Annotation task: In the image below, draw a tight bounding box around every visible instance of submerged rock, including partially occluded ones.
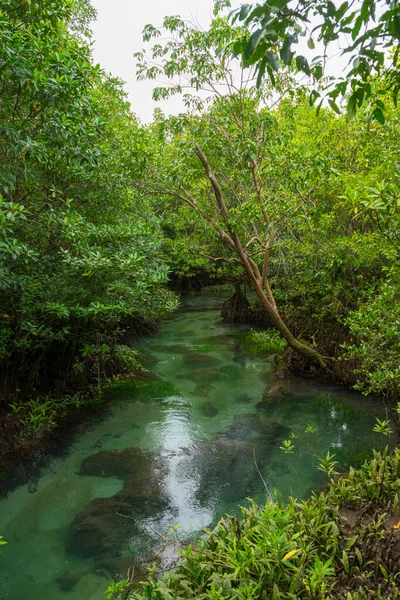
[177,439,273,506]
[67,448,168,559]
[183,351,221,370]
[201,401,219,418]
[171,415,290,505]
[265,384,285,397]
[185,368,220,384]
[256,381,293,411]
[218,364,242,380]
[216,412,289,446]
[235,393,250,404]
[149,343,189,353]
[275,357,290,379]
[56,569,89,592]
[129,370,162,383]
[192,382,215,397]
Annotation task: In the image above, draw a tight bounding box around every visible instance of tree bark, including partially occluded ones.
[195,145,330,370]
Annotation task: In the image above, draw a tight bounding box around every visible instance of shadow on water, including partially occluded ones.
[0,295,394,600]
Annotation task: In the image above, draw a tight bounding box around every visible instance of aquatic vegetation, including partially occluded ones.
[241,329,287,356]
[118,448,400,600]
[107,380,179,403]
[201,401,219,418]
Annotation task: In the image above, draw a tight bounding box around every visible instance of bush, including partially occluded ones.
[343,283,400,397]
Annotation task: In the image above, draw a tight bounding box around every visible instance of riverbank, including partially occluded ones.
[0,294,390,600]
[114,446,400,600]
[218,284,399,404]
[0,314,162,478]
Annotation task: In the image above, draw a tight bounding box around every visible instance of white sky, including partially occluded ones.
[90,0,347,123]
[91,0,242,122]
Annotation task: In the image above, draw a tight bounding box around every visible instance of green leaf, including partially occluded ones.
[329,99,341,114]
[250,29,265,51]
[280,42,294,66]
[372,107,385,124]
[238,4,252,22]
[266,50,280,71]
[313,64,323,80]
[295,55,310,75]
[352,15,363,40]
[256,56,268,88]
[267,64,276,86]
[316,99,323,116]
[347,93,357,119]
[273,582,281,599]
[309,89,320,106]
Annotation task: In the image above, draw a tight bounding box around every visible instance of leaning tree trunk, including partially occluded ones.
[238,253,329,369]
[193,145,330,371]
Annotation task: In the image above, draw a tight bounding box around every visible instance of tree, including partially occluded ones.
[0,0,175,401]
[136,17,332,367]
[226,0,400,122]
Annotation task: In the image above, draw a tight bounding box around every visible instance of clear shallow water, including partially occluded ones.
[0,295,391,600]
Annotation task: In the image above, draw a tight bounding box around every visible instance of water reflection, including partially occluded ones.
[0,295,392,600]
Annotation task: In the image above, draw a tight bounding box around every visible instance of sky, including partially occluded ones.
[90,0,347,123]
[90,0,242,122]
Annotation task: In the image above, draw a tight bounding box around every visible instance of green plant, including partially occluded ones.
[280,439,295,455]
[305,423,317,434]
[373,418,393,437]
[105,579,130,600]
[114,345,144,373]
[244,329,287,355]
[228,0,400,121]
[305,555,335,598]
[317,452,339,478]
[118,449,400,600]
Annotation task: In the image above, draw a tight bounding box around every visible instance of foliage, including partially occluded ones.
[342,283,400,396]
[114,346,144,374]
[112,448,400,600]
[226,0,400,121]
[200,284,235,295]
[105,579,131,600]
[8,392,94,437]
[135,9,399,393]
[242,329,287,354]
[0,0,176,402]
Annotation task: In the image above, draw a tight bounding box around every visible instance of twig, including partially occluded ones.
[253,447,273,501]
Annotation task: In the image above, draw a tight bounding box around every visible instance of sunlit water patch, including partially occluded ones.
[0,295,392,600]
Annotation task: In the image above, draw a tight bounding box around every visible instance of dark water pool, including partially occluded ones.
[0,295,391,599]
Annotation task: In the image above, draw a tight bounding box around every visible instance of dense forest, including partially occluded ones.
[1,0,398,415]
[0,0,400,598]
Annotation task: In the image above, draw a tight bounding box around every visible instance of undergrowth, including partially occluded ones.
[242,329,287,355]
[108,447,400,600]
[8,392,97,438]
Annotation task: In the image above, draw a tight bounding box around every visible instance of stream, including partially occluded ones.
[0,295,391,600]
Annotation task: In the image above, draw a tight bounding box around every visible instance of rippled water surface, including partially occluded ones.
[0,295,391,599]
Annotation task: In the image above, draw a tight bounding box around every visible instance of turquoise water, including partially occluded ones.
[0,295,392,599]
